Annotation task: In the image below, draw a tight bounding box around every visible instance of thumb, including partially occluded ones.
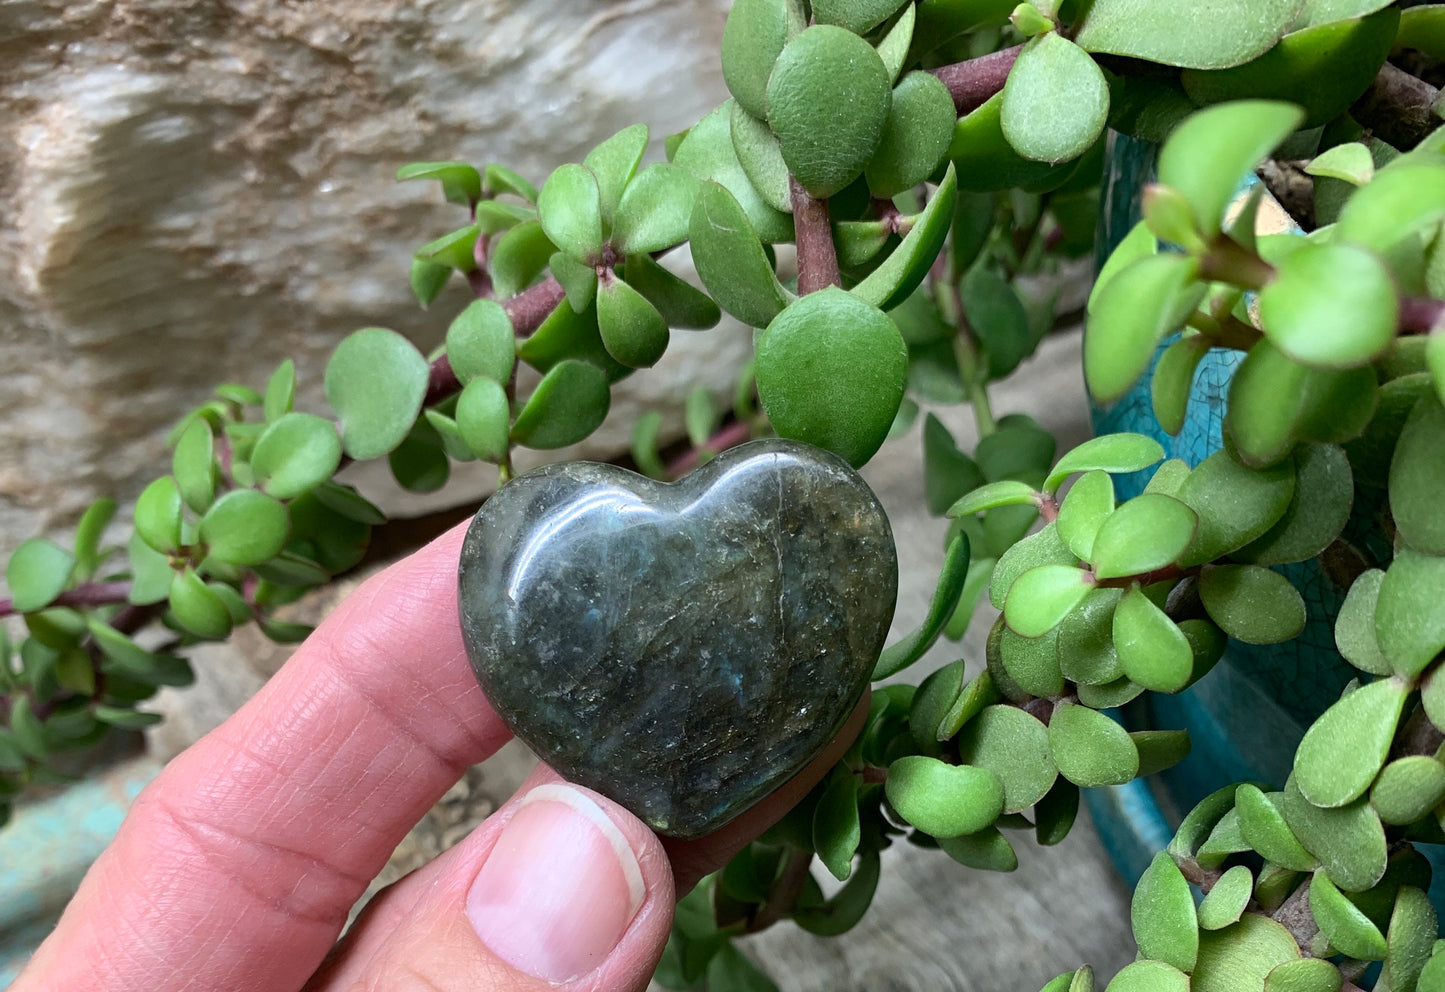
[307,770,675,991]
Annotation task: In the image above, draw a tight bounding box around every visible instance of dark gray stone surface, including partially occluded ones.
[459,438,898,838]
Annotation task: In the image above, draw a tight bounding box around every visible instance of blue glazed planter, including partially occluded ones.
[1081,134,1440,912]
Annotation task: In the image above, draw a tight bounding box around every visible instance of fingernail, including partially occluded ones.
[467,783,646,983]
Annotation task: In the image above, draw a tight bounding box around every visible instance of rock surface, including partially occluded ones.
[459,439,898,837]
[0,0,741,546]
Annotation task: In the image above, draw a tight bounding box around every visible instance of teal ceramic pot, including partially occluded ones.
[1082,134,1429,910]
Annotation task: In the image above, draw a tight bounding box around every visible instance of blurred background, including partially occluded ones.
[0,1,1131,987]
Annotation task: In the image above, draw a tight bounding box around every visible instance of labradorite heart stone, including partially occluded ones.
[458,438,897,838]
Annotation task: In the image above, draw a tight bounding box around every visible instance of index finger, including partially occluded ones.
[19,522,514,992]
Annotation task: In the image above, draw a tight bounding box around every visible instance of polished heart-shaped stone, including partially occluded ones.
[458,438,897,838]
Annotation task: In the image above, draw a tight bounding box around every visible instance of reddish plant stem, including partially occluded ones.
[665,420,754,479]
[791,176,841,295]
[1199,236,1276,291]
[746,847,814,934]
[1399,295,1445,335]
[0,581,133,619]
[423,276,566,407]
[931,44,1023,116]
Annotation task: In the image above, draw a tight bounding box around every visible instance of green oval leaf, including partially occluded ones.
[415,225,480,272]
[409,258,449,307]
[813,773,862,880]
[72,497,116,580]
[1090,493,1198,580]
[813,0,908,32]
[251,413,342,500]
[938,670,1001,744]
[949,92,1080,193]
[1371,755,1445,826]
[1391,394,1445,555]
[730,102,793,214]
[168,567,233,640]
[1003,564,1091,637]
[1237,443,1353,566]
[387,422,450,493]
[1105,961,1188,992]
[584,123,648,229]
[1059,587,1124,686]
[1280,780,1387,893]
[1199,865,1254,931]
[866,71,957,198]
[135,476,185,555]
[446,299,515,386]
[911,660,966,754]
[1152,334,1211,435]
[873,533,970,679]
[991,522,1074,608]
[720,0,806,120]
[1084,253,1206,403]
[1182,8,1399,129]
[766,25,892,198]
[1375,550,1445,678]
[5,539,74,614]
[613,163,700,256]
[886,755,1006,838]
[1132,851,1198,973]
[1383,886,1436,992]
[1337,163,1445,254]
[1235,784,1318,871]
[674,102,795,244]
[947,480,1040,518]
[937,825,1019,872]
[689,180,792,328]
[1334,569,1389,676]
[757,288,906,467]
[1075,0,1301,69]
[199,490,290,566]
[1296,678,1408,809]
[1310,870,1387,960]
[1259,242,1399,369]
[956,705,1057,813]
[620,254,721,331]
[1199,564,1306,644]
[396,160,481,206]
[1035,778,1081,847]
[994,618,1065,698]
[1002,33,1109,164]
[324,327,430,461]
[490,220,556,300]
[510,359,611,450]
[1057,470,1115,563]
[597,275,670,369]
[1046,434,1166,493]
[264,359,296,422]
[1193,914,1302,992]
[1114,585,1193,693]
[1264,958,1342,992]
[173,418,216,514]
[537,163,604,264]
[1175,449,1296,565]
[1050,703,1140,788]
[455,378,511,463]
[1157,100,1306,235]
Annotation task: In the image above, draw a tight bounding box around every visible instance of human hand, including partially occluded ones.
[15,524,865,991]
